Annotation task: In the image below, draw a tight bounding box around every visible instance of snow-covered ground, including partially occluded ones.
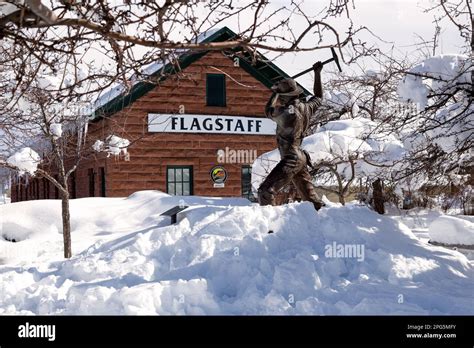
[0,191,473,315]
[387,206,444,243]
[388,206,474,259]
[0,195,9,205]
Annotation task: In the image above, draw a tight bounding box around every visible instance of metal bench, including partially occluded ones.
[160,205,189,225]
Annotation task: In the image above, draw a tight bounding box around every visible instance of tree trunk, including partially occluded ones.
[61,192,72,258]
[372,178,385,215]
[338,194,345,205]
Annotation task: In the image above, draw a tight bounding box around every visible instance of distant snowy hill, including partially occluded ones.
[0,191,473,314]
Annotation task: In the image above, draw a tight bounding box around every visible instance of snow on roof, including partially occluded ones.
[193,27,221,43]
[94,85,126,110]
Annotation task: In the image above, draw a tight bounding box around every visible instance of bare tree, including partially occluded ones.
[387,0,473,194]
[311,156,357,205]
[1,95,83,258]
[0,0,371,105]
[0,80,128,258]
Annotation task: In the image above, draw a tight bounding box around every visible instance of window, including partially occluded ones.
[206,74,226,107]
[88,168,95,197]
[167,166,193,196]
[241,165,256,202]
[100,167,106,197]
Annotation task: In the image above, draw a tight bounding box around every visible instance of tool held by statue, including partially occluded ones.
[292,47,342,79]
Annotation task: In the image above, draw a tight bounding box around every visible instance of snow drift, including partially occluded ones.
[429,215,474,247]
[0,191,473,315]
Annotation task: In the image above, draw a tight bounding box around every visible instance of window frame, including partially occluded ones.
[241,165,257,202]
[166,165,193,196]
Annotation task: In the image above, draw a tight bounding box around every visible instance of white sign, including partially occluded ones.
[148,114,276,135]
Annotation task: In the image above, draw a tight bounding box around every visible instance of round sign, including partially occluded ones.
[210,165,227,185]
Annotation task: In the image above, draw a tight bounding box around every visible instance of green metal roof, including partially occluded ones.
[91,26,310,121]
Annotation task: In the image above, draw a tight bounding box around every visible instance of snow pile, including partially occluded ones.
[93,135,130,157]
[0,191,248,261]
[0,191,473,315]
[49,123,63,139]
[6,147,41,175]
[398,54,470,109]
[429,215,474,247]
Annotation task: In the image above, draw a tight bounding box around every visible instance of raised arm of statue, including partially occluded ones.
[265,92,279,118]
[313,62,323,99]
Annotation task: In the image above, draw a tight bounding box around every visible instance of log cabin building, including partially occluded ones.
[11,27,310,202]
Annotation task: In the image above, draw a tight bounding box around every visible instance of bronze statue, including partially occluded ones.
[258,62,325,211]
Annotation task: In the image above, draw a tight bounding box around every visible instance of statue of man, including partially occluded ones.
[258,62,325,211]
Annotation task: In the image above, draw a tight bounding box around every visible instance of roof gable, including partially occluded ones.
[91,27,310,121]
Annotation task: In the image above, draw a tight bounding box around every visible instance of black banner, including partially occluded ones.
[0,315,472,347]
